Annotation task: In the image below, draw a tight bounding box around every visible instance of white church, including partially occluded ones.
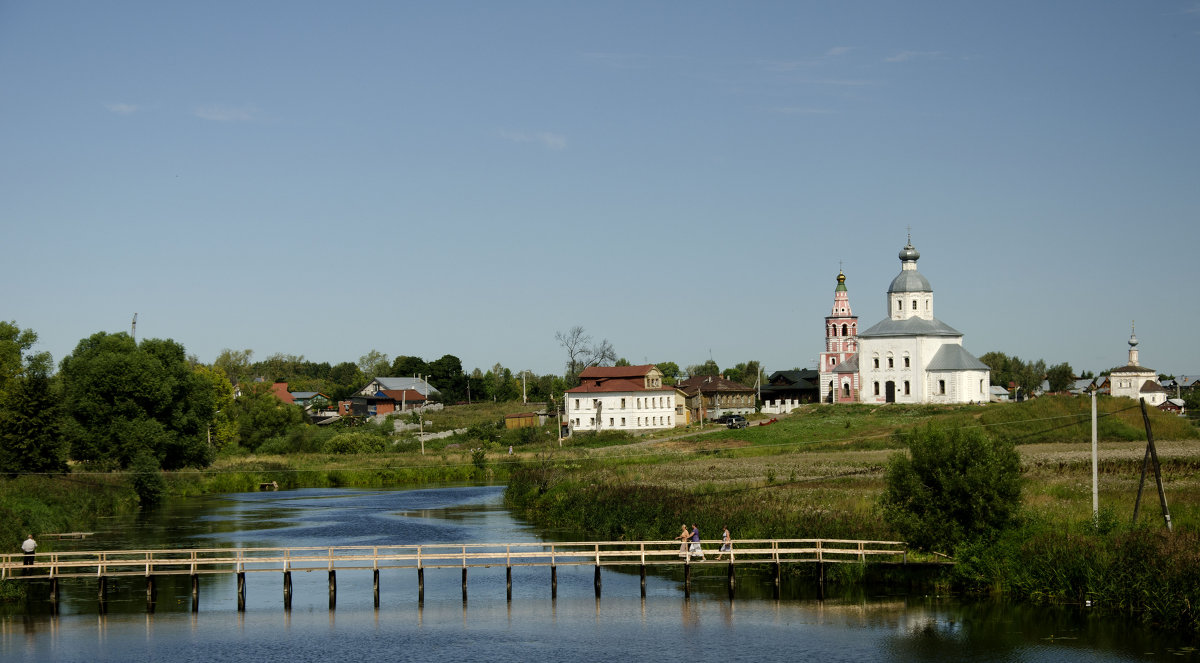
[819,238,991,404]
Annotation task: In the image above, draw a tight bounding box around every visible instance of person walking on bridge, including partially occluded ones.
[717,526,732,560]
[675,523,690,558]
[21,534,36,566]
[689,524,704,560]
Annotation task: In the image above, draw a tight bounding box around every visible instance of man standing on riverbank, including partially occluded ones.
[21,534,36,566]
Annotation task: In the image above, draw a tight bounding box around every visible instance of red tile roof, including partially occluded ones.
[269,382,294,404]
[380,389,426,402]
[578,365,656,379]
[567,377,666,394]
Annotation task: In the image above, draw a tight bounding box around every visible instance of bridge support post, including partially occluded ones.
[684,562,691,598]
[594,566,602,598]
[506,566,512,602]
[98,577,107,613]
[328,570,337,610]
[50,578,59,606]
[146,576,157,613]
[550,566,557,599]
[461,568,468,602]
[417,567,424,603]
[639,565,646,598]
[191,574,199,612]
[237,572,246,612]
[727,563,735,600]
[283,571,292,610]
[772,562,781,599]
[373,569,380,609]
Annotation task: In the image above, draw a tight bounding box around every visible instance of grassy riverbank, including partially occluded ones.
[505,396,1200,631]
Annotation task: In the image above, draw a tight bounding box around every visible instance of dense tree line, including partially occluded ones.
[979,352,1075,397]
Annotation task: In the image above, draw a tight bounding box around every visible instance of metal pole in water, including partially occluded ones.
[237,572,246,612]
[283,571,292,610]
[191,574,199,613]
[328,570,337,610]
[506,566,512,602]
[461,568,468,603]
[98,577,107,613]
[418,567,425,603]
[594,566,602,598]
[551,566,557,599]
[373,569,380,609]
[640,565,646,598]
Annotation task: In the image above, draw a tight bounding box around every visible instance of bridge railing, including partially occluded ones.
[0,538,907,581]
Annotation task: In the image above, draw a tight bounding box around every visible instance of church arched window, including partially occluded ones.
[841,323,848,336]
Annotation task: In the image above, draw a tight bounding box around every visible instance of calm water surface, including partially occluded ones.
[2,486,1195,662]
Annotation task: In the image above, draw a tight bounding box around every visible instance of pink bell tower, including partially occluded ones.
[819,269,860,403]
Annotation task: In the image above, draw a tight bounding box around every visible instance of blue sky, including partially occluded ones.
[3,1,1199,379]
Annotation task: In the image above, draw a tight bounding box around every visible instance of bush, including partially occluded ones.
[881,424,1022,553]
[130,451,165,508]
[322,432,386,454]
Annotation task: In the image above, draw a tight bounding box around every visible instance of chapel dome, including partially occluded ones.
[887,241,931,293]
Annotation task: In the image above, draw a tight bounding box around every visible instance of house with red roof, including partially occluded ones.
[565,365,678,434]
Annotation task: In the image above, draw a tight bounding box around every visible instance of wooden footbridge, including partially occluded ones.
[2,538,917,612]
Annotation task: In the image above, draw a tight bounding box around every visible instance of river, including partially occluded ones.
[1,485,1194,661]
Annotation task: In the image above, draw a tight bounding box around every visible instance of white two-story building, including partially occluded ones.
[566,365,676,433]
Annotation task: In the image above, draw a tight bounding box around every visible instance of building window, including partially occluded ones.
[896,300,901,311]
[873,357,880,369]
[912,299,917,310]
[574,399,579,409]
[874,382,880,396]
[621,398,626,409]
[842,383,850,397]
[609,418,614,427]
[589,418,594,426]
[888,357,894,369]
[621,417,626,426]
[592,399,599,409]
[904,356,910,368]
[904,381,910,395]
[938,380,946,395]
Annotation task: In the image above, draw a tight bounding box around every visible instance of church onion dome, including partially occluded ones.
[835,271,847,292]
[888,270,932,293]
[899,242,920,262]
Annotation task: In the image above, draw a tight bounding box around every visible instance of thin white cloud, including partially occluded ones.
[826,46,853,57]
[194,104,258,122]
[885,50,942,63]
[499,130,567,151]
[105,103,140,115]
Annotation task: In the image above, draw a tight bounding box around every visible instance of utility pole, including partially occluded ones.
[1091,389,1098,521]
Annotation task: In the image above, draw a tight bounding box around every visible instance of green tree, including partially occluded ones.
[429,354,466,402]
[0,367,67,475]
[213,348,253,385]
[357,350,390,380]
[979,351,1014,389]
[227,381,306,451]
[391,355,429,378]
[687,360,720,377]
[327,361,364,400]
[59,332,215,470]
[1046,362,1075,393]
[881,424,1022,553]
[656,362,680,385]
[193,364,237,451]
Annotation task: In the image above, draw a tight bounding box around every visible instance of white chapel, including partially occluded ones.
[822,238,991,404]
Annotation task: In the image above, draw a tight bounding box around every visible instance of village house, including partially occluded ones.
[565,365,676,433]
